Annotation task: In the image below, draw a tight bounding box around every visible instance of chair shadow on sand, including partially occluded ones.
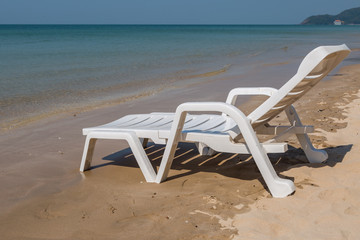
[95,142,352,188]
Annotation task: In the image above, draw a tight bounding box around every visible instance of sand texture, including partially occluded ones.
[0,63,360,239]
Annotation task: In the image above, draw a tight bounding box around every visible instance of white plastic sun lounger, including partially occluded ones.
[80,44,350,198]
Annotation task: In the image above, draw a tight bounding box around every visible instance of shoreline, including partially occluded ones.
[0,64,233,132]
[0,56,297,134]
[0,62,360,239]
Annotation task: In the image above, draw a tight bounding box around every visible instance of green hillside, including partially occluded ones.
[301,7,360,25]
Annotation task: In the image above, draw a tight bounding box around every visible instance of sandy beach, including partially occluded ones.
[1,59,360,239]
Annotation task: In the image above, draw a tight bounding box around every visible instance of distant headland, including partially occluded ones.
[301,7,360,25]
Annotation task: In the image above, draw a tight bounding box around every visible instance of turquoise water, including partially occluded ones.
[1,25,360,129]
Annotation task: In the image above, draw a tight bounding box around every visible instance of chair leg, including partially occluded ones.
[126,134,156,182]
[140,138,149,148]
[155,112,188,184]
[80,131,157,182]
[296,133,328,163]
[195,142,217,156]
[286,106,328,163]
[80,136,97,172]
[240,123,296,198]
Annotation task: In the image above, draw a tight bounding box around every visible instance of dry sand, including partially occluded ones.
[0,63,360,239]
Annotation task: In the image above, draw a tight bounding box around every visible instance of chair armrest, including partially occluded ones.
[226,87,278,105]
[175,102,248,121]
[172,102,252,141]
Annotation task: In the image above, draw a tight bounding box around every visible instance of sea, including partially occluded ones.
[1,25,360,130]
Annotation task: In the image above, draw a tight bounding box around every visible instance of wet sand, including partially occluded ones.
[0,62,360,239]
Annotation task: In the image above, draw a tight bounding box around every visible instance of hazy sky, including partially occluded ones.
[0,0,359,24]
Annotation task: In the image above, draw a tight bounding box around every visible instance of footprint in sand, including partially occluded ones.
[344,206,359,216]
[36,206,62,219]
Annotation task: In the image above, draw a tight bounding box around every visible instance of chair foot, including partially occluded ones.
[268,178,296,198]
[305,148,328,163]
[297,134,328,163]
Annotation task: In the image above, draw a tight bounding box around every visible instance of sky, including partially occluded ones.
[0,0,359,25]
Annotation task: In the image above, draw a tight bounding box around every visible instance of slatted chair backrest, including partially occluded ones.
[248,44,351,129]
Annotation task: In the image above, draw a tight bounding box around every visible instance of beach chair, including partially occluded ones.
[80,44,350,198]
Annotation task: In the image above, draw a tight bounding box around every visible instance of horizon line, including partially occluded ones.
[0,23,304,26]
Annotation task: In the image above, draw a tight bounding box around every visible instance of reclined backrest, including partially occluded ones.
[248,44,351,128]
